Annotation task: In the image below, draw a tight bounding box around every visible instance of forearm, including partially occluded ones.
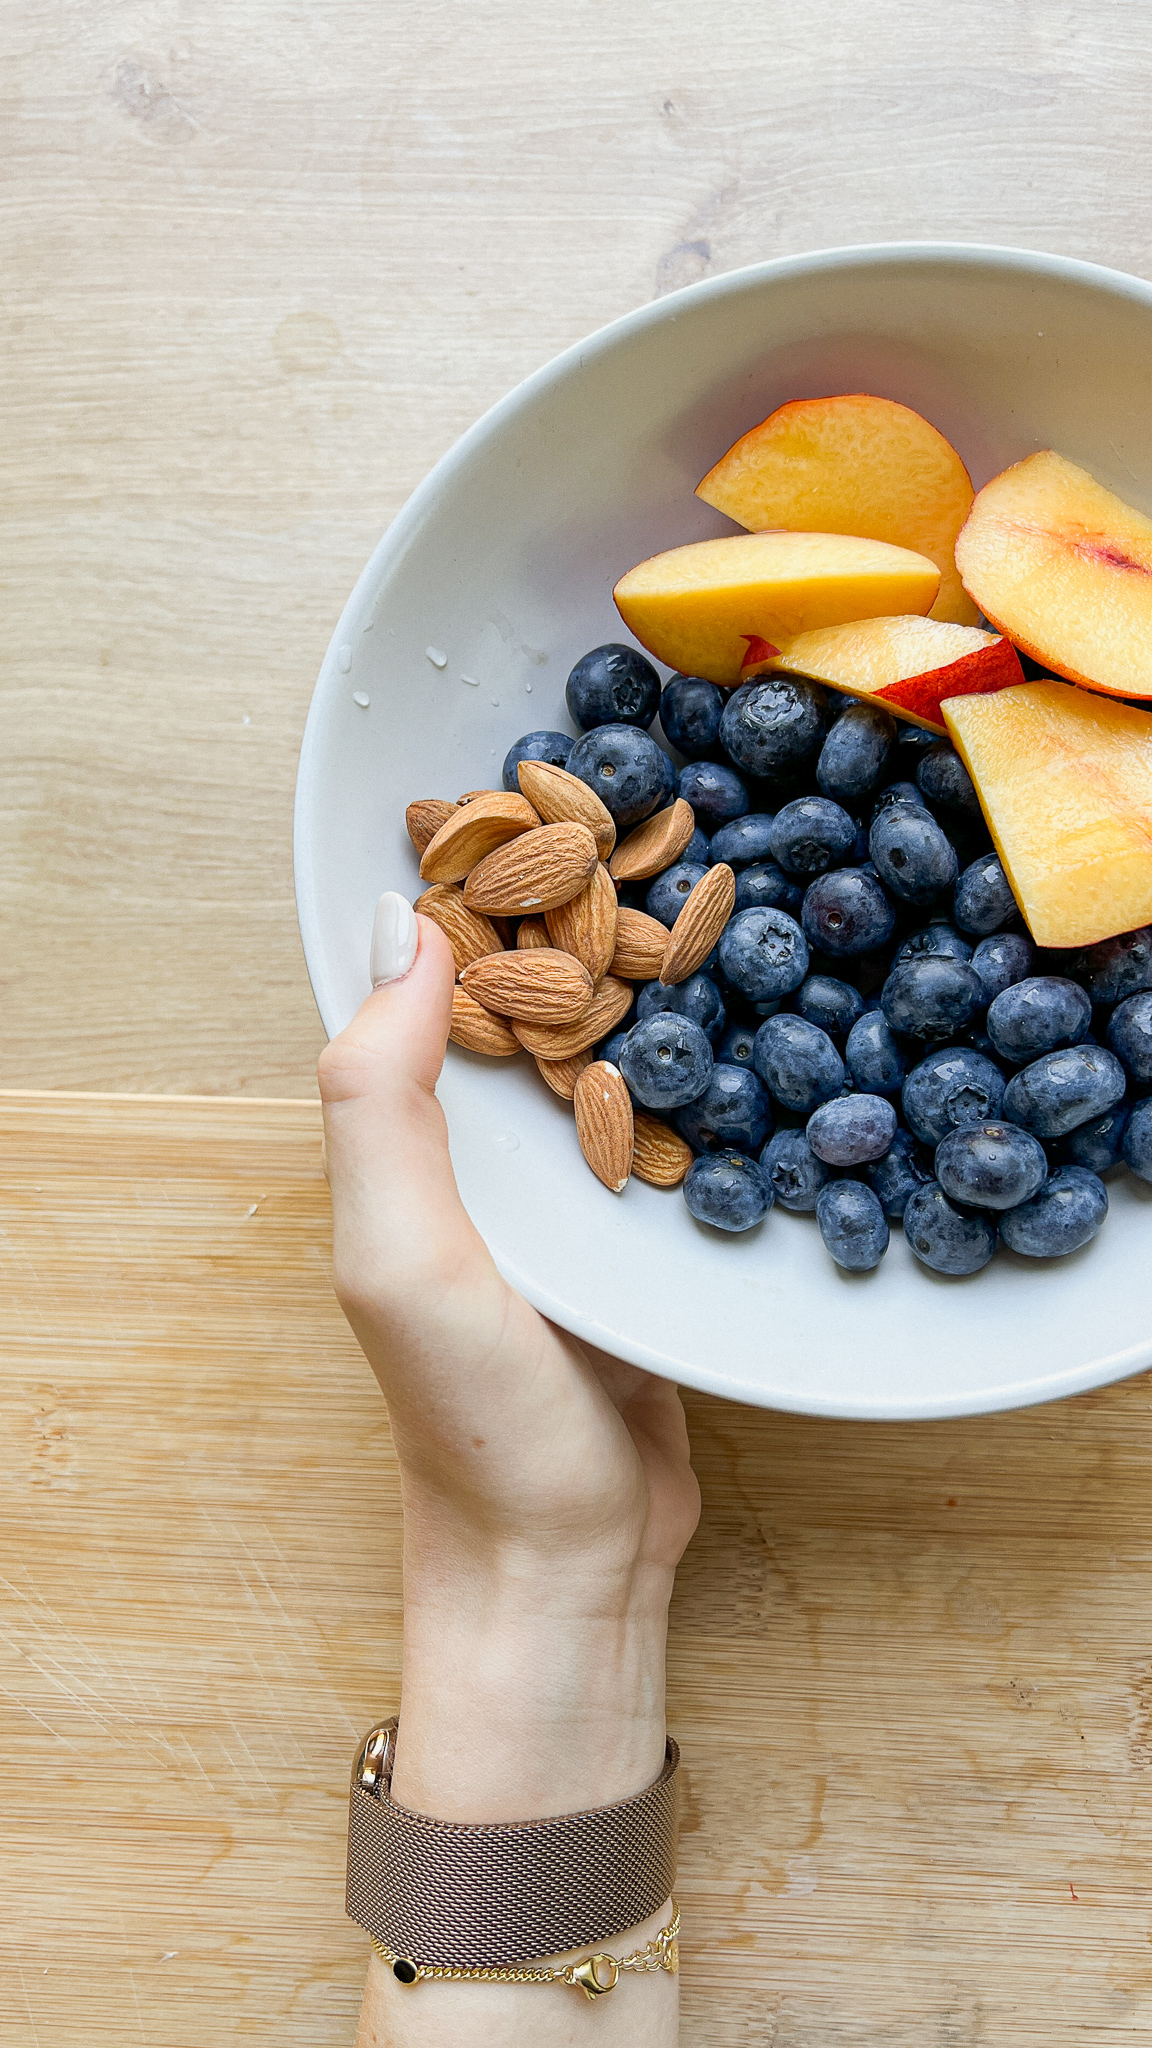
[353,1537,679,2046]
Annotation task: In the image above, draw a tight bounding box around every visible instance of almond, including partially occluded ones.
[511,975,634,1060]
[631,1114,693,1188]
[660,862,736,985]
[545,862,617,981]
[535,1048,594,1101]
[406,798,458,856]
[457,788,495,804]
[608,798,696,882]
[610,906,669,981]
[573,1061,635,1193]
[449,986,520,1057]
[517,759,616,860]
[516,917,552,950]
[464,821,599,915]
[419,792,541,884]
[414,885,504,972]
[459,949,594,1025]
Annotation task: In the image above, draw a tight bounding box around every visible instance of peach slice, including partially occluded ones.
[943,682,1152,949]
[772,615,1025,735]
[612,532,939,689]
[696,394,979,626]
[954,449,1152,700]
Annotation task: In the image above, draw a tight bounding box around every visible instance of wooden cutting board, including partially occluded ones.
[2,1091,1152,2045]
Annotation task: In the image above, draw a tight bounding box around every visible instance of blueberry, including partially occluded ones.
[683,1150,772,1232]
[708,814,777,869]
[795,974,864,1041]
[719,907,809,1002]
[719,676,828,779]
[717,1022,757,1067]
[676,1063,773,1155]
[902,1048,1006,1145]
[637,972,727,1044]
[567,724,674,829]
[894,923,973,967]
[816,1179,890,1270]
[565,644,661,731]
[801,868,896,957]
[986,977,1092,1064]
[916,742,982,822]
[658,673,724,757]
[807,1092,897,1167]
[816,700,894,805]
[896,724,941,760]
[753,1014,845,1114]
[683,826,712,866]
[845,1010,906,1096]
[903,1183,998,1275]
[953,854,1016,937]
[869,805,959,906]
[881,957,984,1041]
[759,1127,831,1211]
[502,729,573,791]
[735,863,805,918]
[646,861,709,929]
[999,1165,1108,1258]
[934,1121,1047,1211]
[1065,927,1152,1005]
[769,796,858,878]
[1122,1097,1152,1181]
[970,930,1035,1004]
[1001,1045,1127,1138]
[1051,1103,1130,1174]
[597,1029,630,1068]
[872,779,927,821]
[618,1014,714,1110]
[676,759,750,832]
[865,1127,934,1218]
[1106,991,1152,1083]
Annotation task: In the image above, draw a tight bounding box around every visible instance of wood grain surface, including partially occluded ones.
[4,1090,1152,2044]
[5,3,1152,1092]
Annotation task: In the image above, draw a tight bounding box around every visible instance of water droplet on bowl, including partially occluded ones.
[353,691,370,708]
[426,645,448,669]
[492,1131,520,1153]
[338,643,353,674]
[461,673,480,687]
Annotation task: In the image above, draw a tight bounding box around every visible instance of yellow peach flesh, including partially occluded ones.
[773,615,1006,730]
[944,682,1152,949]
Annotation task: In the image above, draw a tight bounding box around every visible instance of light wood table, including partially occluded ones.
[5,2,1152,1092]
[4,1090,1152,2044]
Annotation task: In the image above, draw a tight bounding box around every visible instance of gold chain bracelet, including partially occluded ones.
[371,1900,680,1999]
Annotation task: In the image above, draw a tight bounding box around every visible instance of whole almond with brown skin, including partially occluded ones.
[420,792,540,885]
[573,1061,634,1193]
[414,885,503,972]
[517,759,616,860]
[459,949,594,1025]
[535,1048,593,1101]
[631,1114,693,1188]
[511,975,633,1059]
[545,862,617,981]
[449,986,520,1057]
[610,907,669,981]
[516,917,552,950]
[660,862,736,985]
[608,798,695,882]
[457,788,494,804]
[406,798,458,856]
[464,822,598,915]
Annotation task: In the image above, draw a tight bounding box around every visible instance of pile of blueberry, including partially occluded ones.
[502,645,1152,1276]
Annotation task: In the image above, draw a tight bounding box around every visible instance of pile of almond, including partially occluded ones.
[406,761,736,1194]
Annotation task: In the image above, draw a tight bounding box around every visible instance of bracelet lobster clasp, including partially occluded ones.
[568,1954,620,1998]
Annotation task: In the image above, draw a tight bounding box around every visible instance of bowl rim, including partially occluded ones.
[294,240,1152,1421]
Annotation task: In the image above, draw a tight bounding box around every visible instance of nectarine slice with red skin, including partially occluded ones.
[955,450,1152,700]
[613,532,940,689]
[697,393,979,627]
[771,615,1025,735]
[944,682,1152,950]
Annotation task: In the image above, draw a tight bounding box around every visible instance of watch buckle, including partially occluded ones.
[352,1718,397,1796]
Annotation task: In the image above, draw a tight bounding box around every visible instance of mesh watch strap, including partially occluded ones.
[346,1718,680,1971]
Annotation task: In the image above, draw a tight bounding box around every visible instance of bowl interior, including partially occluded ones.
[295,245,1152,1419]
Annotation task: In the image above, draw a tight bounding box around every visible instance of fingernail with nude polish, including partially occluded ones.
[370,892,418,986]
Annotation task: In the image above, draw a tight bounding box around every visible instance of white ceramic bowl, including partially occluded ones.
[295,242,1152,1421]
